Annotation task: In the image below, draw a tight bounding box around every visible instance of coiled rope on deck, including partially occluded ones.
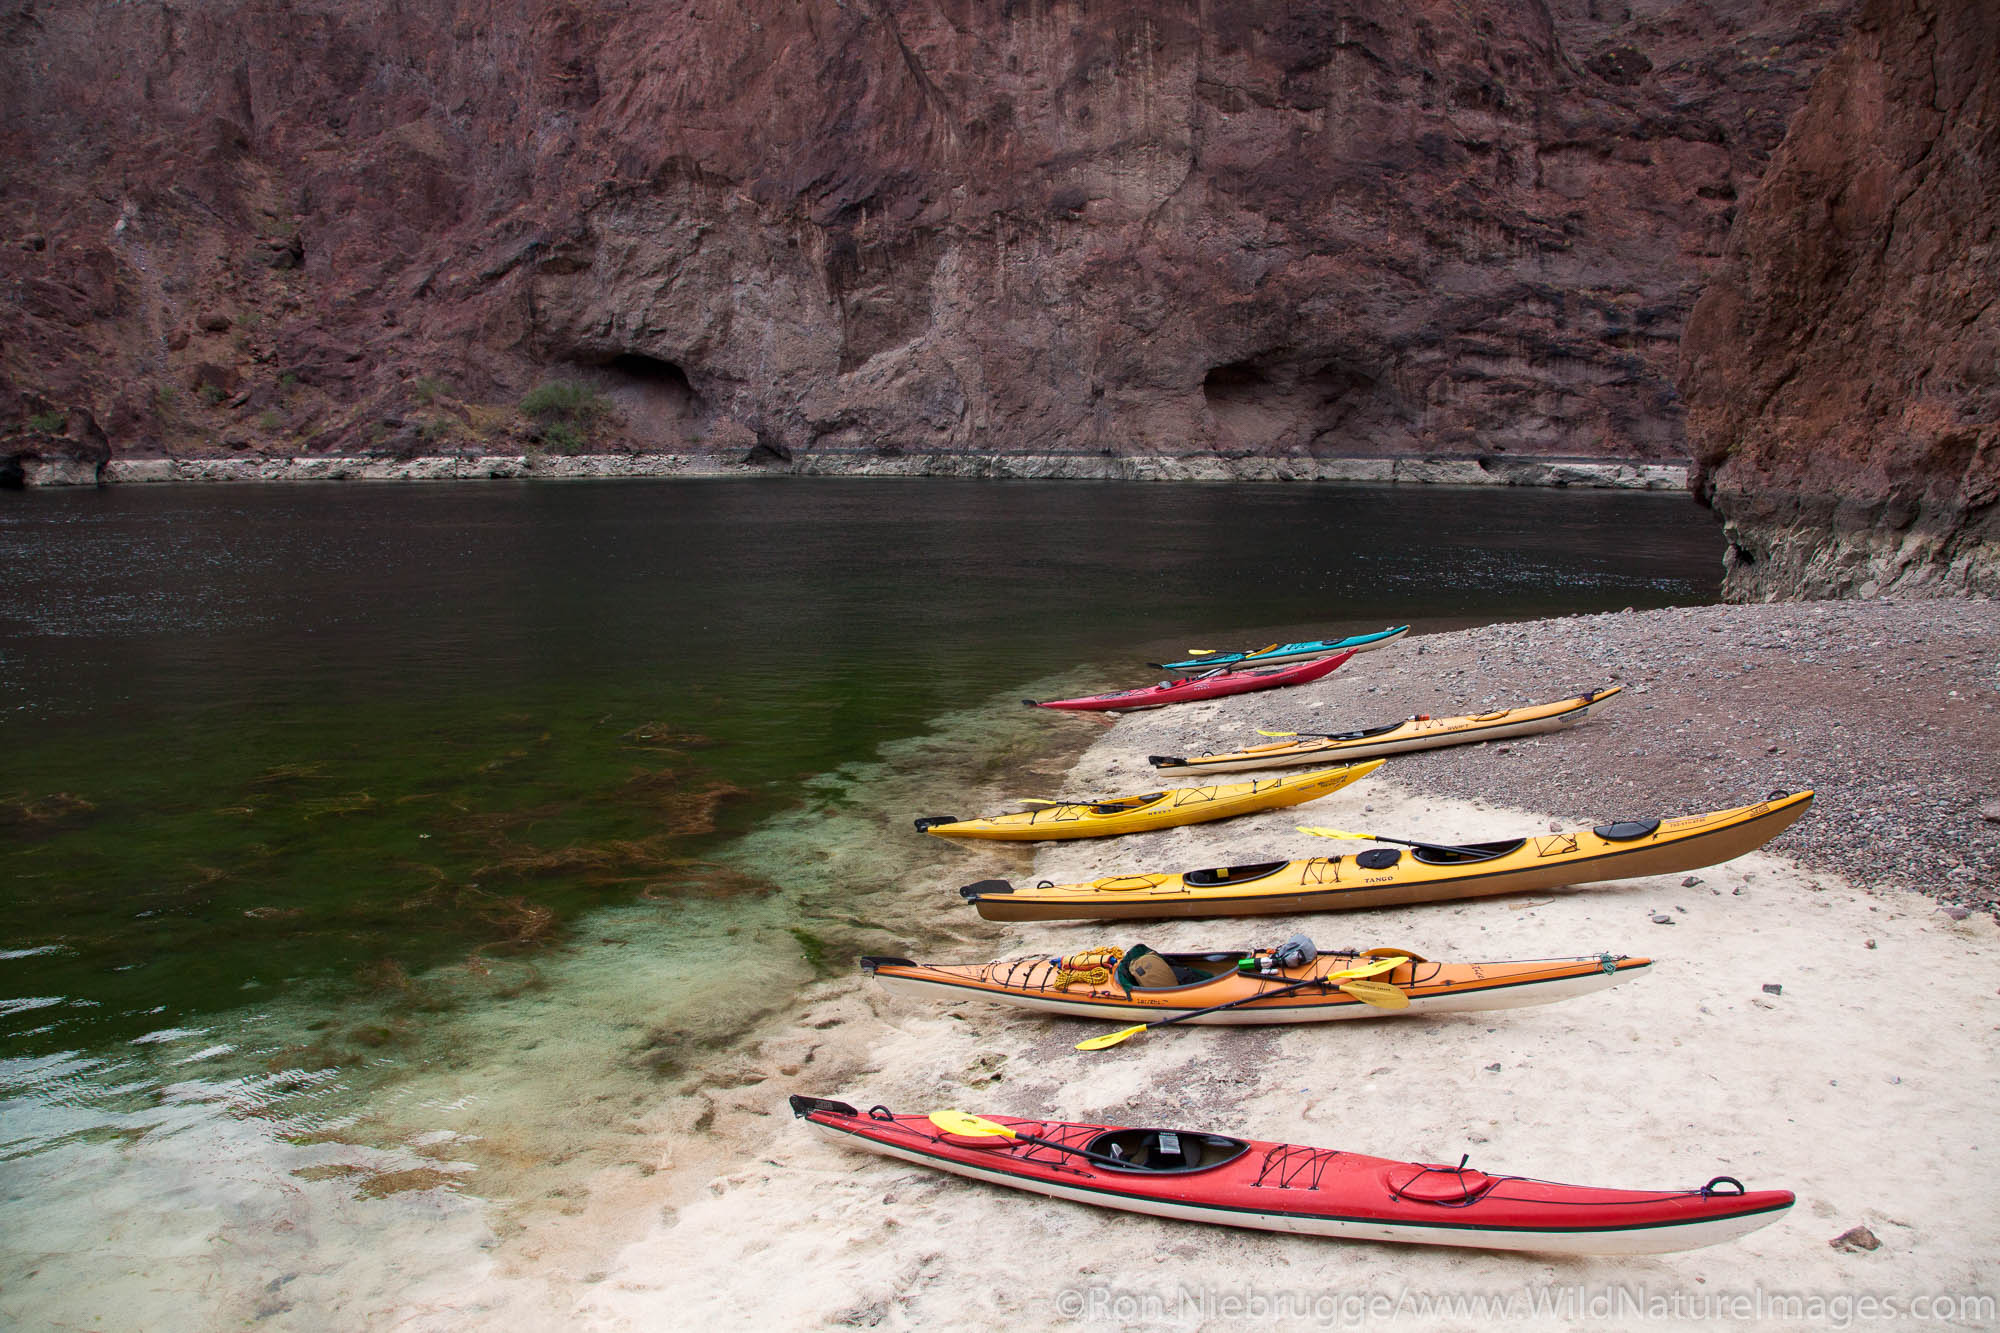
[1052,947,1123,989]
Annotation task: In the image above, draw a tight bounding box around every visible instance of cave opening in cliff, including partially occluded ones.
[1202,361,1268,401]
[570,352,703,448]
[1202,357,1378,454]
[589,351,701,429]
[602,353,697,409]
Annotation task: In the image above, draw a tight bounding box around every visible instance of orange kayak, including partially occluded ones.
[863,946,1651,1025]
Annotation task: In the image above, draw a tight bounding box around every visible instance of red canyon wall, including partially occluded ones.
[1680,0,1998,598]
[1,0,1852,473]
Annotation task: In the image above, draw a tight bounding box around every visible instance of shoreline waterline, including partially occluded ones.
[12,451,1689,491]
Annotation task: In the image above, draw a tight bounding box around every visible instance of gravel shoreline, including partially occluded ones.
[1083,599,2000,913]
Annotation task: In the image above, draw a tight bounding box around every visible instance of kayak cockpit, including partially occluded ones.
[1084,1128,1250,1174]
[1183,860,1291,887]
[1408,838,1526,865]
[1116,944,1243,990]
[1087,793,1166,814]
[1320,720,1406,742]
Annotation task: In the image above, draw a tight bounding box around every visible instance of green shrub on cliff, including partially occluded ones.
[28,410,65,434]
[520,380,607,455]
[519,381,608,425]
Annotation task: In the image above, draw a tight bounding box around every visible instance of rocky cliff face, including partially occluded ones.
[1680,0,1998,599]
[2,0,1852,472]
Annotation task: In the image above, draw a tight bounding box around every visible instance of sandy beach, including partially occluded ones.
[383,600,1998,1330]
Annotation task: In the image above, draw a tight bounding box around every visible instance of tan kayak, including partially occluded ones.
[863,946,1652,1025]
[958,791,1812,919]
[914,762,1381,841]
[1149,687,1622,775]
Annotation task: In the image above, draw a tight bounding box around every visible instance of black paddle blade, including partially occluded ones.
[959,879,1014,900]
[914,815,960,831]
[1147,755,1182,767]
[788,1095,858,1119]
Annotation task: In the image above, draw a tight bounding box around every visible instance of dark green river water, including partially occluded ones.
[2,478,1720,1063]
[0,477,1721,1323]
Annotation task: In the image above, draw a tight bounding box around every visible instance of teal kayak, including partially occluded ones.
[1151,625,1408,672]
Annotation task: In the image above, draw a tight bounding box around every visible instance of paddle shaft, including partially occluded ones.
[1363,832,1504,860]
[991,1129,1131,1169]
[1299,825,1500,860]
[1133,970,1330,1031]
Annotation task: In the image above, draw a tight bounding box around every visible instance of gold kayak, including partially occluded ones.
[914,762,1382,842]
[863,946,1652,1024]
[959,791,1812,918]
[1150,687,1622,775]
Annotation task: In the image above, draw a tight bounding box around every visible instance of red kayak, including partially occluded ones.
[790,1097,1793,1255]
[1026,649,1356,713]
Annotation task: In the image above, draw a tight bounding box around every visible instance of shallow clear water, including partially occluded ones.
[0,477,1722,1321]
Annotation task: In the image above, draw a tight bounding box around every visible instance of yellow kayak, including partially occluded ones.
[914,762,1382,842]
[1150,687,1622,775]
[958,791,1812,917]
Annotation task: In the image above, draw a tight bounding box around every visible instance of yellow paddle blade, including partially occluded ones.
[927,1109,1017,1138]
[1297,825,1375,840]
[1321,955,1408,983]
[1256,729,1301,738]
[1340,979,1410,1009]
[1185,648,1216,655]
[1074,1024,1149,1051]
